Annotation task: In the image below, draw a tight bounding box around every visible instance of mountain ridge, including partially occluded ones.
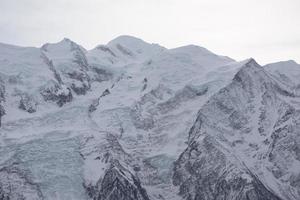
[0,36,299,200]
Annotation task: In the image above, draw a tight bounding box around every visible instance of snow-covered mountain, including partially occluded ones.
[0,36,299,200]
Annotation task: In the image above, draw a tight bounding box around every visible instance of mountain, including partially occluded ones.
[264,60,300,87]
[0,36,299,200]
[174,59,300,200]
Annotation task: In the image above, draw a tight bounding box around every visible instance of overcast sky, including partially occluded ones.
[0,0,299,64]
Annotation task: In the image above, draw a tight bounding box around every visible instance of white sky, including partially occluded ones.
[0,0,299,64]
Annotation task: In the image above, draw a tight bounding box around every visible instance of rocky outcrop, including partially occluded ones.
[87,162,150,200]
[80,132,150,200]
[173,136,282,200]
[67,71,91,95]
[0,104,4,128]
[41,39,93,96]
[156,84,208,114]
[40,81,72,107]
[70,40,89,70]
[91,67,113,82]
[19,93,37,113]
[88,89,110,113]
[0,165,43,200]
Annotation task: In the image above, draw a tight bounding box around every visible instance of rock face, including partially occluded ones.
[88,162,150,200]
[173,59,300,200]
[173,136,282,200]
[0,37,299,200]
[41,39,92,95]
[40,81,73,107]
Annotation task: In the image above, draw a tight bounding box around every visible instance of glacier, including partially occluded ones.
[0,35,299,200]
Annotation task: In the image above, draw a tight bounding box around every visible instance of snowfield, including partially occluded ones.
[0,35,299,200]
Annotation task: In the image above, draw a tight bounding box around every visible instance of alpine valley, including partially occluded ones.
[0,36,299,200]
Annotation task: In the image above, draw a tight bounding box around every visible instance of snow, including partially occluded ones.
[265,60,300,86]
[0,36,242,199]
[0,36,299,200]
[107,35,165,61]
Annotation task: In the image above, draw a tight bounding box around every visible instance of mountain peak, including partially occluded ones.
[42,37,73,48]
[245,57,259,65]
[104,35,165,60]
[62,37,72,43]
[107,35,149,47]
[171,44,211,54]
[237,58,261,69]
[1,36,300,200]
[56,37,78,47]
[41,38,86,53]
[232,58,273,88]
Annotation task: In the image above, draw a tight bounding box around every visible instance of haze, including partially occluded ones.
[0,0,299,64]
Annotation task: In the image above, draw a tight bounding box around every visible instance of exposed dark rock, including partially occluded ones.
[70,41,89,70]
[41,53,63,84]
[19,93,37,113]
[70,82,90,95]
[96,45,117,57]
[88,99,99,113]
[88,89,110,113]
[0,104,4,128]
[172,60,295,200]
[156,84,207,114]
[0,78,5,127]
[67,71,91,95]
[173,136,283,200]
[101,89,110,97]
[92,67,113,82]
[87,161,150,200]
[40,81,72,107]
[116,44,134,57]
[141,78,147,92]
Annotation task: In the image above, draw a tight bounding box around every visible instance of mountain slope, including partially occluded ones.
[174,59,300,200]
[264,60,300,87]
[0,36,299,200]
